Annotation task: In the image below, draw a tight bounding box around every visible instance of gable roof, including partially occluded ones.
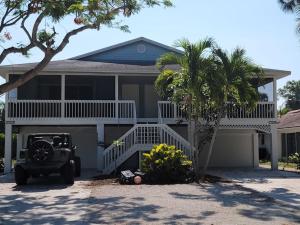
[278,109,300,129]
[70,37,183,63]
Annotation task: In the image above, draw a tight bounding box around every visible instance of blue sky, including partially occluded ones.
[2,0,299,106]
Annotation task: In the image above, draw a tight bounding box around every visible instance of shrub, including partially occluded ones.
[142,144,192,183]
[0,133,17,159]
[288,153,300,165]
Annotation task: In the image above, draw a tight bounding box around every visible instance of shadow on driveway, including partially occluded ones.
[1,169,300,224]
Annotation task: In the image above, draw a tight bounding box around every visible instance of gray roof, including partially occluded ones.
[0,59,290,79]
[0,60,180,76]
[278,109,300,129]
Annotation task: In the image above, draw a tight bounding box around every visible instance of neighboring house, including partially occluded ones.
[0,37,291,174]
[277,109,300,159]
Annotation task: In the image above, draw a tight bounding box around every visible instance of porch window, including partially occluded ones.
[257,78,274,102]
[281,132,300,158]
[10,75,61,100]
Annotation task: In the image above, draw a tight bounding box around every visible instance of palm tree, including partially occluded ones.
[201,48,263,177]
[156,40,263,181]
[155,38,216,179]
[279,0,300,33]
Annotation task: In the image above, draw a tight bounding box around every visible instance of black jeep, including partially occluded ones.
[14,133,81,185]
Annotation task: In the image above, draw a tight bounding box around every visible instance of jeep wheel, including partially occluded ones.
[15,166,28,185]
[74,156,81,177]
[62,160,75,185]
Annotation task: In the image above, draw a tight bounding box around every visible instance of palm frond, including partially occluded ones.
[279,0,298,12]
[156,52,181,70]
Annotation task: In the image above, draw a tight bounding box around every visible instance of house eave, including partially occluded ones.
[263,68,291,79]
[0,66,291,79]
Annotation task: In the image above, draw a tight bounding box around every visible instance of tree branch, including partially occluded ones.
[0,24,96,94]
[0,1,27,33]
[0,52,54,94]
[31,11,47,52]
[54,24,95,54]
[0,13,34,64]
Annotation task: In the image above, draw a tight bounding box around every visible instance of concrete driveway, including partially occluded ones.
[0,169,300,225]
[208,168,300,208]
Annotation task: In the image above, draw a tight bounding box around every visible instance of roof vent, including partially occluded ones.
[137,44,146,53]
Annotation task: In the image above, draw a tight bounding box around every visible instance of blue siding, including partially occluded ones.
[80,40,178,65]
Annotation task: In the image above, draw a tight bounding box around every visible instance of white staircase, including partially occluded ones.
[102,124,192,175]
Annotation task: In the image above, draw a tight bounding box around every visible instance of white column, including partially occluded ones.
[61,75,65,118]
[115,75,119,120]
[96,123,105,172]
[270,123,278,170]
[273,78,277,118]
[4,124,12,174]
[16,134,23,160]
[252,132,259,168]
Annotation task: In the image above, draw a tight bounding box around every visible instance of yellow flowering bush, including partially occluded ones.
[142,144,192,183]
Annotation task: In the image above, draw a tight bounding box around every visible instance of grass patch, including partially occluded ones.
[260,160,298,170]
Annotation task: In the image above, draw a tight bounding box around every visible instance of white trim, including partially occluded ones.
[271,124,278,170]
[115,75,119,121]
[252,133,259,168]
[96,123,105,171]
[1,68,290,79]
[273,78,277,116]
[70,37,184,60]
[4,124,12,174]
[278,127,300,133]
[61,75,65,118]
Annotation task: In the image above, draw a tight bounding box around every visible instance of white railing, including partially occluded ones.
[158,101,275,122]
[226,102,275,119]
[7,100,136,120]
[7,100,62,119]
[64,100,136,119]
[103,124,191,174]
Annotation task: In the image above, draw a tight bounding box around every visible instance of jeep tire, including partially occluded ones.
[62,160,75,185]
[15,165,28,185]
[74,156,81,177]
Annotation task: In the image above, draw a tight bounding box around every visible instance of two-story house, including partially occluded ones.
[1,37,290,174]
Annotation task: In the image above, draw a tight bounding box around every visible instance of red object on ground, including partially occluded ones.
[134,176,142,185]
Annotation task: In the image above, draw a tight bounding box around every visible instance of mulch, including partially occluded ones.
[85,173,232,187]
[85,174,119,187]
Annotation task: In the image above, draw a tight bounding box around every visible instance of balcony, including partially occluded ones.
[6,99,276,126]
[6,100,136,124]
[158,101,276,125]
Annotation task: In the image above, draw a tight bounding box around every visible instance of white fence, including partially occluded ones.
[158,101,275,121]
[7,100,136,120]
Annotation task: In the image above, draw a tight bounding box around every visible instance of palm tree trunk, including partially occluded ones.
[188,106,199,180]
[201,110,223,180]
